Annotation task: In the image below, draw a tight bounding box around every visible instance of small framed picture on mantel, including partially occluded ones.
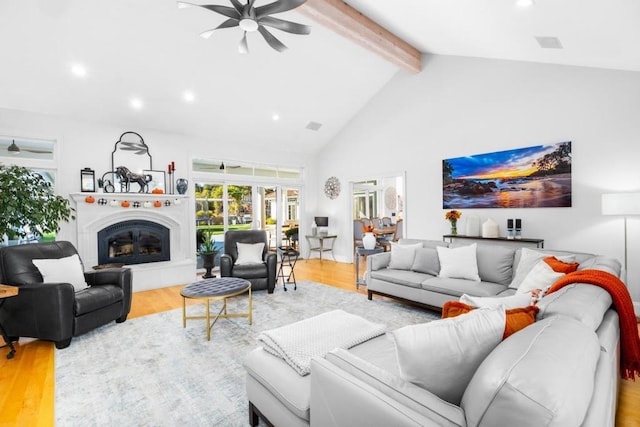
[80,168,95,192]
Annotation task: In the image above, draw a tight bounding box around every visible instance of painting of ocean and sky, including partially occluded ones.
[443,141,572,209]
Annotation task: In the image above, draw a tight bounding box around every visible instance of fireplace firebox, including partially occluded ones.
[98,220,170,266]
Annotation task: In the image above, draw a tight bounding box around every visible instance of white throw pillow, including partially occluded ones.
[392,307,506,405]
[388,243,423,270]
[32,254,89,292]
[460,292,533,309]
[516,260,565,294]
[509,248,575,289]
[436,243,480,281]
[235,242,265,265]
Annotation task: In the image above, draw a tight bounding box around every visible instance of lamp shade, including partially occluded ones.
[602,193,640,215]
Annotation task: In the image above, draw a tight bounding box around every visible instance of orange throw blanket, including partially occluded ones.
[547,269,640,380]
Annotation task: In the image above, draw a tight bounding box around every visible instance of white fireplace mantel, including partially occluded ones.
[70,192,196,291]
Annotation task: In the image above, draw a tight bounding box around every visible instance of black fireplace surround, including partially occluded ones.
[98,220,170,266]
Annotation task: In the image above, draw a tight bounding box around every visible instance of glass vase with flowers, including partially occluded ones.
[445,210,462,235]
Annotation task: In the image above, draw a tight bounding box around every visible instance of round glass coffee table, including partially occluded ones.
[181,277,252,341]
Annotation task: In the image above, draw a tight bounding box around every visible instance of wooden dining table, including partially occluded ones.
[372,226,396,237]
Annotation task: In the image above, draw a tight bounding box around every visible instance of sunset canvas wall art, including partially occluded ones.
[442,141,572,209]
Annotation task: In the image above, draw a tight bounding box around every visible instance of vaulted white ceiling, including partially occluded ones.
[0,0,638,156]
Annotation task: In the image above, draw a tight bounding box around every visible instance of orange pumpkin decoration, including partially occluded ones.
[121,200,130,208]
[154,200,162,208]
[85,195,95,204]
[152,188,164,194]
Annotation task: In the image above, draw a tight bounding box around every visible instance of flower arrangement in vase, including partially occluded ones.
[445,210,462,235]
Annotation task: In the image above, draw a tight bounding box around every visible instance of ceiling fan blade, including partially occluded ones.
[257,26,287,52]
[238,32,249,54]
[258,16,310,35]
[255,0,307,19]
[229,0,244,13]
[200,18,239,38]
[199,4,241,19]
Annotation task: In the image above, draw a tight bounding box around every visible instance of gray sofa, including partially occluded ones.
[365,238,620,309]
[245,240,623,426]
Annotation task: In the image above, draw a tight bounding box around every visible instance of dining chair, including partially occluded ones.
[353,219,365,252]
[382,216,392,226]
[378,219,403,251]
[372,218,383,229]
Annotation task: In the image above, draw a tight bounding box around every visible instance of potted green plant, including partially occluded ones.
[284,226,299,249]
[0,165,73,245]
[197,229,218,278]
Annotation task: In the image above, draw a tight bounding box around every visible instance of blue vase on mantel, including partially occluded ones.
[176,178,188,195]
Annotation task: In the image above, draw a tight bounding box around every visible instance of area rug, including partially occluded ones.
[55,281,440,426]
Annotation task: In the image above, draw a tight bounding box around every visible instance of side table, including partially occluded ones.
[277,246,299,291]
[355,246,384,289]
[0,284,19,359]
[305,234,338,262]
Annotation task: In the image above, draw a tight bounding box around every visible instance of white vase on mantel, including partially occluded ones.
[362,232,377,250]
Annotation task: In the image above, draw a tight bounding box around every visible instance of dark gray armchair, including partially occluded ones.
[220,230,277,293]
[0,241,132,349]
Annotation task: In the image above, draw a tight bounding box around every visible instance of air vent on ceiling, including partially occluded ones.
[306,121,323,131]
[535,36,563,49]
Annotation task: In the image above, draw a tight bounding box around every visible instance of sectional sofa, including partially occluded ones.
[244,240,624,426]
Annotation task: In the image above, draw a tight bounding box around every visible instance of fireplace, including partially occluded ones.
[71,193,196,292]
[98,220,170,266]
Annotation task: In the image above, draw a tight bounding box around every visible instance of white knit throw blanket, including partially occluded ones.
[257,309,386,376]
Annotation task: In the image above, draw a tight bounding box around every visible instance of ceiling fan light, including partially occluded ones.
[239,18,259,32]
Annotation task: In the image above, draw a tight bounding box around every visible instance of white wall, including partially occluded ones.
[0,107,310,252]
[309,54,640,303]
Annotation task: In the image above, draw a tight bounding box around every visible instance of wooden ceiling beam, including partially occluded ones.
[298,0,422,74]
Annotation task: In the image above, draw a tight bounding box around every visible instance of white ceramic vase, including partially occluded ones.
[482,218,500,238]
[363,232,377,250]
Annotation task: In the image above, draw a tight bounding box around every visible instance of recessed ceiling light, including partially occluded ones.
[183,91,195,102]
[70,64,87,78]
[272,113,280,121]
[516,0,535,7]
[130,98,144,110]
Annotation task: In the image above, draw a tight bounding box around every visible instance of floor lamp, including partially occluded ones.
[601,192,640,274]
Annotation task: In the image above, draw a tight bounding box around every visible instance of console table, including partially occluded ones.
[443,234,544,248]
[305,234,337,262]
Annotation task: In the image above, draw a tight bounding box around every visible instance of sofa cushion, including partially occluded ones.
[459,292,533,309]
[544,256,580,273]
[536,284,613,331]
[509,248,576,290]
[475,244,516,285]
[32,254,89,291]
[437,244,480,281]
[411,247,440,275]
[370,268,431,289]
[392,307,505,405]
[244,347,311,421]
[388,243,423,270]
[421,277,507,298]
[74,284,124,315]
[516,260,565,294]
[442,301,539,339]
[235,242,265,265]
[461,315,601,427]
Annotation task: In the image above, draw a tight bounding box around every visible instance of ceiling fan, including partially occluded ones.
[7,140,53,155]
[177,0,311,53]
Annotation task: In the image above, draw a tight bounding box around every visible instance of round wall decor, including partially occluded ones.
[324,176,341,200]
[384,186,397,209]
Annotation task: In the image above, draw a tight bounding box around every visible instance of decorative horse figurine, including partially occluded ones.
[115,166,152,193]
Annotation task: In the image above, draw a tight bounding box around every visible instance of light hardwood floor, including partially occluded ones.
[1,259,639,426]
